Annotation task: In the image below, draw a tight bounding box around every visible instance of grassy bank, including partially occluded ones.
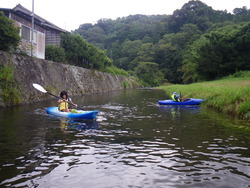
[159,71,250,120]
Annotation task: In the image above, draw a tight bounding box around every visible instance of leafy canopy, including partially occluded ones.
[0,11,21,51]
[60,33,112,70]
[72,0,250,85]
[45,45,66,63]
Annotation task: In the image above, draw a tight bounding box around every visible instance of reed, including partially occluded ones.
[159,71,250,120]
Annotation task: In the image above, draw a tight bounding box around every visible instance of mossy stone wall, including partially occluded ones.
[0,51,138,106]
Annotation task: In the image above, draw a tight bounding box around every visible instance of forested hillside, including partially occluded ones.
[74,0,250,85]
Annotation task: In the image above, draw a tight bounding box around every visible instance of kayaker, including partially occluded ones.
[58,91,78,112]
[171,92,181,102]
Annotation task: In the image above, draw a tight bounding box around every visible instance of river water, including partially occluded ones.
[0,89,249,188]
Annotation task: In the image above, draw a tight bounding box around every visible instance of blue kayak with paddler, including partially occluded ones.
[158,92,205,105]
[46,107,98,120]
[33,83,99,120]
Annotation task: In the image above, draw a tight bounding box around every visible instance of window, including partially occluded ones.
[21,26,30,41]
[21,26,37,43]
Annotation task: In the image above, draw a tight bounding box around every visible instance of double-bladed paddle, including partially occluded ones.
[32,83,85,110]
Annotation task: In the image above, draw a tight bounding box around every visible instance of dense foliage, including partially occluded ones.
[74,0,250,85]
[60,33,112,70]
[45,33,113,71]
[182,23,250,82]
[135,62,164,86]
[0,11,21,51]
[45,45,66,63]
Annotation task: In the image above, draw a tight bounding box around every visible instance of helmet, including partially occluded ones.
[173,92,177,95]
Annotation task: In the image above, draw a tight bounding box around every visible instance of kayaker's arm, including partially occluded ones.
[70,101,78,107]
[68,98,78,107]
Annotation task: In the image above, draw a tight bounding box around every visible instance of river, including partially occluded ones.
[0,89,249,187]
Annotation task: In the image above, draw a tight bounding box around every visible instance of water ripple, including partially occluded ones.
[1,90,250,188]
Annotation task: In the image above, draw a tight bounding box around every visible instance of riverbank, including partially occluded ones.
[0,51,139,107]
[159,71,250,120]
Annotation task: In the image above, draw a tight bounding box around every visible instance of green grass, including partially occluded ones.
[0,64,22,105]
[104,66,130,77]
[121,80,128,89]
[159,71,250,120]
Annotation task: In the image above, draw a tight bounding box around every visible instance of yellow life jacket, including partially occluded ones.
[59,99,69,111]
[171,94,180,102]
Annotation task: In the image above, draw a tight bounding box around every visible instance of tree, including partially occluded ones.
[81,26,107,48]
[73,14,167,62]
[167,0,231,33]
[60,33,112,70]
[233,6,250,22]
[181,23,250,82]
[231,22,250,71]
[60,33,89,66]
[154,41,183,83]
[87,43,112,70]
[45,45,66,63]
[118,40,143,70]
[72,2,249,84]
[0,11,21,51]
[134,62,164,86]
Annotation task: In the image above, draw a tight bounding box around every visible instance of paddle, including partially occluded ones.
[32,83,85,110]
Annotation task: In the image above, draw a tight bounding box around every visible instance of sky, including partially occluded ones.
[1,0,250,31]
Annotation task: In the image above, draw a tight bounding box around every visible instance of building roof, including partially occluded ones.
[1,4,67,32]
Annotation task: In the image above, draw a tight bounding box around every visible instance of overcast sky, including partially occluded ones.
[1,0,249,31]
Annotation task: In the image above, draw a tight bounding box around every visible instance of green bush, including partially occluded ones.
[135,62,164,87]
[121,80,128,89]
[45,45,66,63]
[0,65,22,105]
[104,66,130,76]
[60,33,113,70]
[0,11,21,51]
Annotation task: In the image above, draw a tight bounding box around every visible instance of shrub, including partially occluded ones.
[45,45,66,63]
[104,66,130,76]
[0,11,21,51]
[0,65,22,105]
[135,62,164,86]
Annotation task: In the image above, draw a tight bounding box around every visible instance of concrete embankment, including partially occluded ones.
[0,51,138,107]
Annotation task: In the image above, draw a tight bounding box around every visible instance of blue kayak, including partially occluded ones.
[158,98,205,105]
[46,107,98,120]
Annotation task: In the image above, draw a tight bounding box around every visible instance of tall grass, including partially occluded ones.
[0,64,22,105]
[159,71,250,120]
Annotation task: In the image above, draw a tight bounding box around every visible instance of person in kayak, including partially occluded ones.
[171,92,181,102]
[58,91,78,112]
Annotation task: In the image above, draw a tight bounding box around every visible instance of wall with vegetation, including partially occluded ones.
[0,51,138,107]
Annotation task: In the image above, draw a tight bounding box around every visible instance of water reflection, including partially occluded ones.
[58,118,99,131]
[159,105,202,121]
